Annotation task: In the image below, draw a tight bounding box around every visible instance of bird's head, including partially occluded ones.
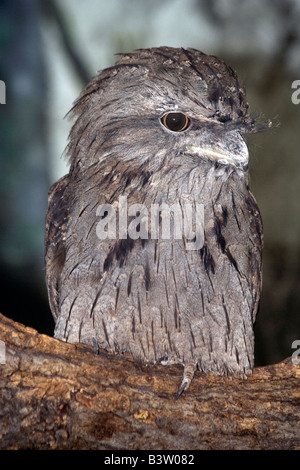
[67,47,259,175]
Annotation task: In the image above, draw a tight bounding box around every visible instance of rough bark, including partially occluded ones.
[0,312,299,450]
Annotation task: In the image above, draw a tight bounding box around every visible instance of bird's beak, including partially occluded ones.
[186,131,249,168]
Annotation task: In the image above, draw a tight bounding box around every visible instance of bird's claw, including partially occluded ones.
[175,363,196,400]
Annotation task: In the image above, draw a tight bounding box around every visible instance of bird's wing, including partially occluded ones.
[45,174,70,321]
[246,190,264,323]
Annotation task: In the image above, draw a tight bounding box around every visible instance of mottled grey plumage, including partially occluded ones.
[45,47,263,397]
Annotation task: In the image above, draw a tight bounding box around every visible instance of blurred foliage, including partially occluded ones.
[0,0,53,334]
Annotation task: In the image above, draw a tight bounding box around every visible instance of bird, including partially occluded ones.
[45,47,263,399]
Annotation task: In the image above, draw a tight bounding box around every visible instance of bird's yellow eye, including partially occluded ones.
[161,112,190,132]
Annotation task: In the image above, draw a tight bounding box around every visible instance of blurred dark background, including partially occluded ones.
[0,0,300,366]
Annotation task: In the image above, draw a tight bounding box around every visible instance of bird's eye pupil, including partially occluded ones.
[161,112,190,132]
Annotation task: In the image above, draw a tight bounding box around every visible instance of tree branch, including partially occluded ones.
[42,0,91,85]
[0,312,299,450]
